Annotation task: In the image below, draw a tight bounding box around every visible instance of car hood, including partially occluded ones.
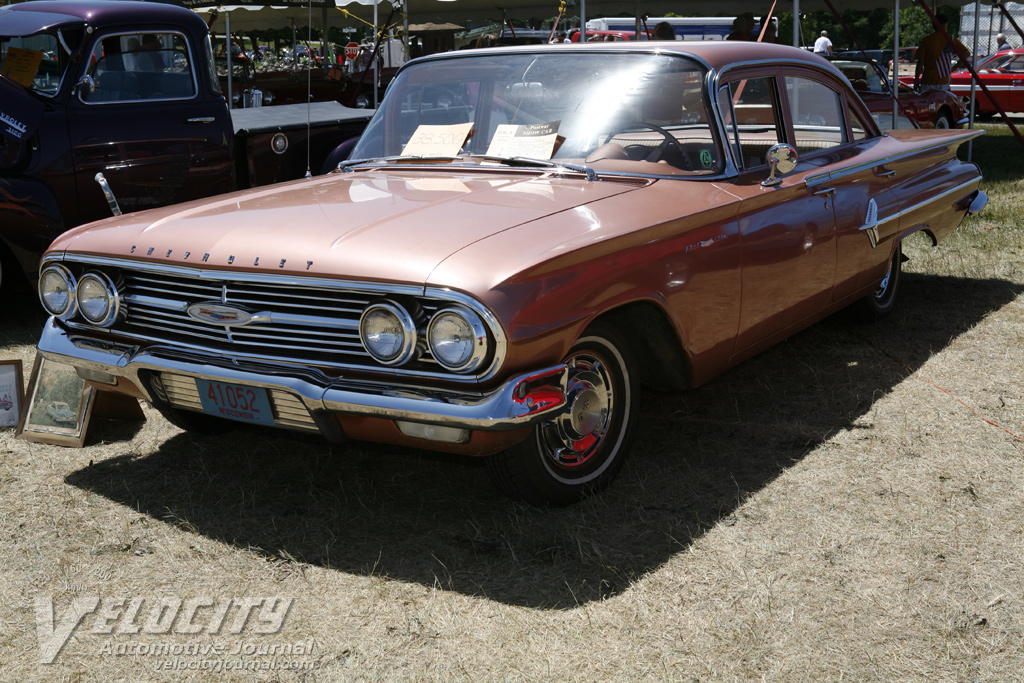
[52,168,646,284]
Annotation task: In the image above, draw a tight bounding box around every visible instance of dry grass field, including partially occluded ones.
[1,124,1022,682]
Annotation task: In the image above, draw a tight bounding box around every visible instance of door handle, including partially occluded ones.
[811,187,835,197]
[187,117,216,124]
[876,168,896,178]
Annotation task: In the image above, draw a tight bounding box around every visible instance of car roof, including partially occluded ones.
[423,40,837,76]
[0,0,206,34]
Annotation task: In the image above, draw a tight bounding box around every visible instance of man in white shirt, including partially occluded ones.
[814,30,833,56]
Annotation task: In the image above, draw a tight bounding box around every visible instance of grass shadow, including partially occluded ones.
[64,272,1023,609]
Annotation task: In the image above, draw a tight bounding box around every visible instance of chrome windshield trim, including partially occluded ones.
[37,319,564,432]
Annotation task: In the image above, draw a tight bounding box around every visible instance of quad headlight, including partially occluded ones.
[75,272,120,327]
[38,265,121,326]
[427,306,488,373]
[38,265,78,319]
[359,301,419,365]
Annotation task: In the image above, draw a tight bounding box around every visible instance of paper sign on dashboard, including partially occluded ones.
[401,122,475,157]
[0,47,43,88]
[486,121,562,159]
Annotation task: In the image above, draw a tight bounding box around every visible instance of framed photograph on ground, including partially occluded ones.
[16,355,96,447]
[0,359,24,429]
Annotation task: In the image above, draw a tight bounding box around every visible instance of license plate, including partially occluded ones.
[195,379,275,426]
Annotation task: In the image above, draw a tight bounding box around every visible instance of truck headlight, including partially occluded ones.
[360,301,419,365]
[427,306,488,373]
[76,272,120,327]
[39,265,78,319]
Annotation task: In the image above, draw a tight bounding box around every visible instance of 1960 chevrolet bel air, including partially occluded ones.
[35,41,986,505]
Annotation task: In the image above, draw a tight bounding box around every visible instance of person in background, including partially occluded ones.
[653,22,676,41]
[757,17,781,44]
[996,33,1012,52]
[813,30,832,56]
[915,12,968,92]
[727,13,755,41]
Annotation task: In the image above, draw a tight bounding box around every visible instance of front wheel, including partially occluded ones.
[934,111,952,129]
[486,324,640,506]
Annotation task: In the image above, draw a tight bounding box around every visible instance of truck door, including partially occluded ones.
[67,30,233,226]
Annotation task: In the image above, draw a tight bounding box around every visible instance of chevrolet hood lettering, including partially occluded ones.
[187,303,253,326]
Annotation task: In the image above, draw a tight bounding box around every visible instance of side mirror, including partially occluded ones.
[73,74,95,98]
[762,143,798,187]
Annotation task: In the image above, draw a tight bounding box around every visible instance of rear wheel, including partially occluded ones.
[486,324,639,506]
[853,242,902,321]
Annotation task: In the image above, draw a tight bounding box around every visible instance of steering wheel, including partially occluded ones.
[604,121,691,169]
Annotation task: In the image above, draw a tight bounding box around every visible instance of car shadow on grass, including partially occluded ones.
[65,272,1023,609]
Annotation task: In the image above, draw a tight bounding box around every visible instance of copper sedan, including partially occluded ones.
[36,42,986,504]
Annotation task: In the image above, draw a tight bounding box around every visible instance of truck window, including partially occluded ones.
[81,31,197,103]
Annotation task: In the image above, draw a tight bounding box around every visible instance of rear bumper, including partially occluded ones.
[36,318,568,433]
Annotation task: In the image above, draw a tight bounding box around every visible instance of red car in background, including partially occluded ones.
[834,57,967,128]
[947,48,1024,116]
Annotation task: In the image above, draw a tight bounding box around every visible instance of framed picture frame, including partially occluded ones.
[0,359,24,429]
[16,354,96,447]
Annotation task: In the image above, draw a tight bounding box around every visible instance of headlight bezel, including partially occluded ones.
[75,271,121,327]
[427,305,490,373]
[359,300,420,366]
[38,264,79,320]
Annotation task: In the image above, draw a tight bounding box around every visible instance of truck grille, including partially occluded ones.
[111,269,442,371]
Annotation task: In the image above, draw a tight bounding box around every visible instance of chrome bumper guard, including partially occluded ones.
[37,319,568,432]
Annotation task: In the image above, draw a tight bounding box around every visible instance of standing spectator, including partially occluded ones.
[813,30,832,56]
[914,12,968,92]
[727,13,755,41]
[996,33,1012,52]
[653,21,676,41]
[757,17,781,44]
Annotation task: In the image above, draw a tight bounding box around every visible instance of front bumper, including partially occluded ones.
[37,318,569,435]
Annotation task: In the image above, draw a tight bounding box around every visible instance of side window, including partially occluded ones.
[717,76,783,170]
[82,32,196,103]
[849,107,870,141]
[785,76,847,154]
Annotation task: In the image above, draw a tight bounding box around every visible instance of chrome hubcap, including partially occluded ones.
[541,354,612,468]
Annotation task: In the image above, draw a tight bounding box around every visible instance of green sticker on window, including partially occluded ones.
[700,149,713,168]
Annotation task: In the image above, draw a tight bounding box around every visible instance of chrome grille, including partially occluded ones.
[159,373,318,432]
[112,269,442,370]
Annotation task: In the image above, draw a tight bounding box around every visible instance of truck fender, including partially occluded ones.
[0,176,65,283]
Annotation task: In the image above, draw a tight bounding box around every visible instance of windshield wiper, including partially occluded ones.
[466,154,599,181]
[336,154,599,181]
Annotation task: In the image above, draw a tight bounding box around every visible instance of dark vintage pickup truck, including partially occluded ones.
[0,0,371,292]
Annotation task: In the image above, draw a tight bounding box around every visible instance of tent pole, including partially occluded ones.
[580,0,586,42]
[793,0,800,47]
[969,0,981,158]
[373,0,378,108]
[226,11,232,109]
[893,0,899,128]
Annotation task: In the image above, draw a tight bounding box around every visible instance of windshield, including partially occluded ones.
[0,30,79,97]
[351,51,722,177]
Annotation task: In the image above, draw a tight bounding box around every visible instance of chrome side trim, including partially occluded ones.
[804,131,984,188]
[37,319,567,432]
[886,178,984,223]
